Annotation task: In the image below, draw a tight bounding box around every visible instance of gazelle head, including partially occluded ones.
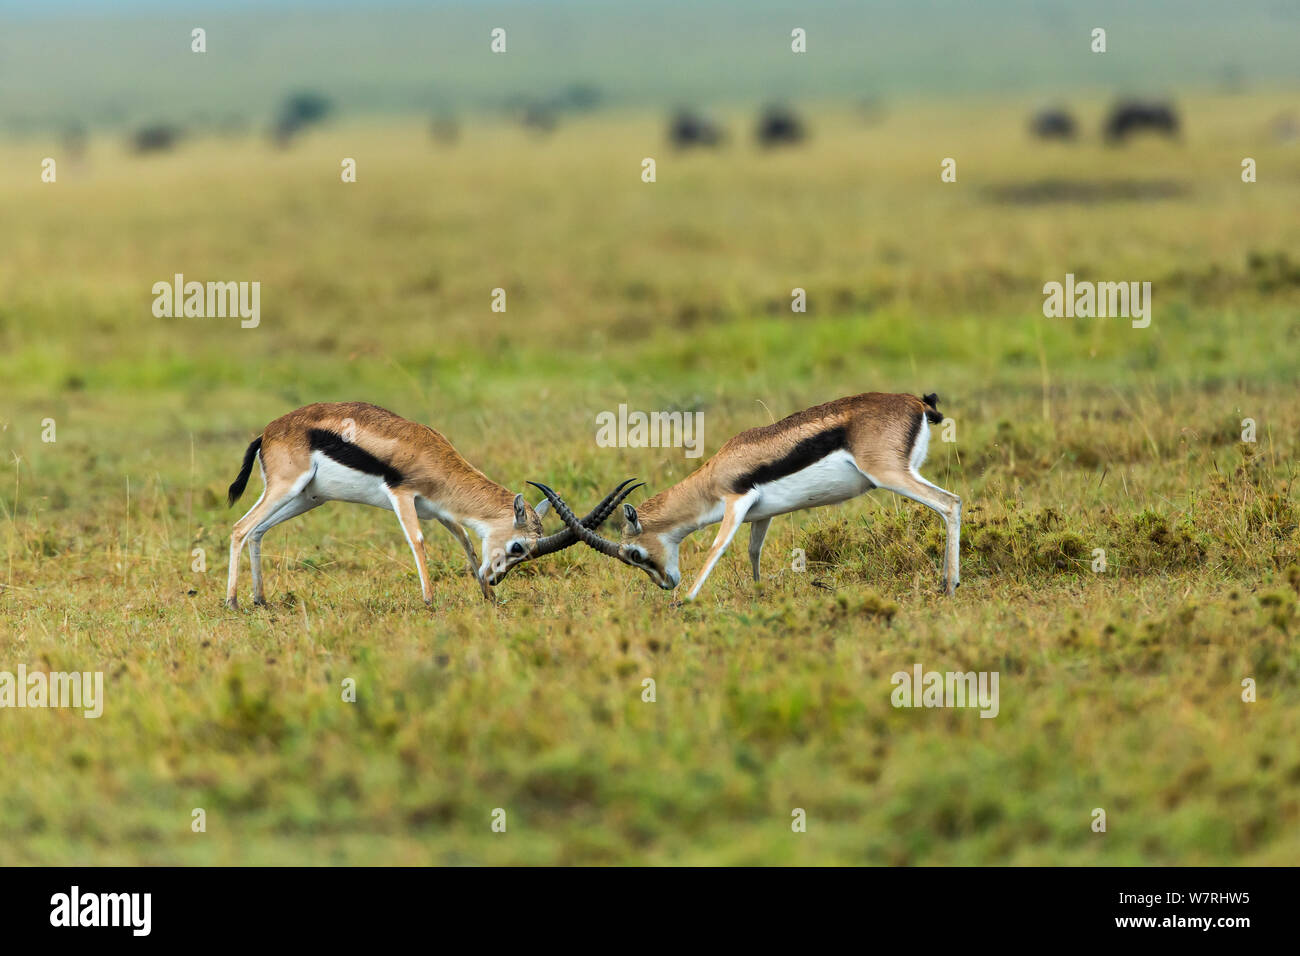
[482,479,643,586]
[528,482,681,590]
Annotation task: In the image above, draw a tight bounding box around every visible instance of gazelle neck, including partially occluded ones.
[640,469,727,542]
[422,447,515,525]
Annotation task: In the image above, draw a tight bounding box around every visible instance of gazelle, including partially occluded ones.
[224,402,638,609]
[532,392,960,599]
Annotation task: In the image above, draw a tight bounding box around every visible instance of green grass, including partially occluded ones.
[2,97,1299,864]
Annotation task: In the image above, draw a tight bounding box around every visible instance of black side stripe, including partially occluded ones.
[731,426,850,493]
[308,428,406,487]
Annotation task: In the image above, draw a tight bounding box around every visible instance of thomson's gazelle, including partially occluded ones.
[532,392,960,599]
[225,402,636,608]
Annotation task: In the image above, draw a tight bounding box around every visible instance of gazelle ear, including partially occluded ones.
[623,503,642,535]
[513,493,528,528]
[534,498,551,519]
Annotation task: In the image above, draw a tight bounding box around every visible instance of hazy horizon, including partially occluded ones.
[2,0,1296,132]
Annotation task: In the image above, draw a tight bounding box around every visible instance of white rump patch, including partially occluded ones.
[909,413,932,474]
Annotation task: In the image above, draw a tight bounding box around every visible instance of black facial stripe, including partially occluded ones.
[731,426,850,493]
[308,428,406,487]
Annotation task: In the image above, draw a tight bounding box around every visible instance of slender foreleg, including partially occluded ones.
[387,488,434,606]
[438,518,494,603]
[685,492,758,601]
[747,517,771,582]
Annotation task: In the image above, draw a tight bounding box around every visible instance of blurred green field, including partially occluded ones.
[2,96,1299,864]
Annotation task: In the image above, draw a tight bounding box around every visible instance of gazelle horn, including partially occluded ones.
[528,478,643,557]
[528,482,632,561]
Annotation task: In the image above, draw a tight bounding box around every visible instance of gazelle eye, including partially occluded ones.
[509,542,525,556]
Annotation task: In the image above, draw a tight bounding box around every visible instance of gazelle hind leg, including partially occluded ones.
[249,494,323,605]
[227,459,315,609]
[227,477,294,609]
[871,467,961,595]
[686,491,758,601]
[748,517,771,582]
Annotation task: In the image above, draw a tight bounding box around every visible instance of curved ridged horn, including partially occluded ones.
[528,482,629,561]
[529,478,644,557]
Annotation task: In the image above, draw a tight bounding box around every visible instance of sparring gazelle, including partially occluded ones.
[224,402,638,609]
[532,392,961,600]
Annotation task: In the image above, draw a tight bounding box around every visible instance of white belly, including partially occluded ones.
[306,452,394,510]
[747,449,873,521]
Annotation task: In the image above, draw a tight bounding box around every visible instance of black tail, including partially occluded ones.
[921,392,943,424]
[227,436,263,506]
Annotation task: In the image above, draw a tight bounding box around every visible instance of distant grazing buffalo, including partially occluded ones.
[1030,108,1077,141]
[272,92,332,148]
[668,110,725,149]
[131,124,182,153]
[756,105,806,147]
[1104,101,1180,143]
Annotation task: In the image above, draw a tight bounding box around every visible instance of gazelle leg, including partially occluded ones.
[386,488,434,606]
[438,518,494,603]
[227,478,294,609]
[872,468,961,595]
[748,517,771,582]
[248,494,323,605]
[686,492,758,601]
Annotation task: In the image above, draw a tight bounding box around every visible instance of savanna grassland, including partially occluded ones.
[2,96,1299,864]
